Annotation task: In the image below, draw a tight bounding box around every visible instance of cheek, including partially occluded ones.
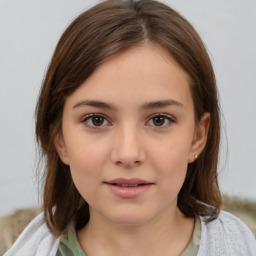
[148,136,191,192]
[64,135,110,189]
[69,147,106,177]
[150,133,191,169]
[64,128,108,168]
[67,144,108,204]
[153,148,188,181]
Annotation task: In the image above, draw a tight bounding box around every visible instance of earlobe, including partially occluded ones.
[54,133,70,165]
[188,113,210,163]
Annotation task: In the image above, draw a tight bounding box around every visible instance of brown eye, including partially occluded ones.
[92,116,104,126]
[153,116,165,126]
[147,114,174,127]
[82,114,110,128]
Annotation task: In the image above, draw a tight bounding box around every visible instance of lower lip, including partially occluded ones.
[105,183,152,198]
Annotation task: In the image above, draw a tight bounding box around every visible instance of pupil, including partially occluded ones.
[153,116,165,126]
[92,116,104,126]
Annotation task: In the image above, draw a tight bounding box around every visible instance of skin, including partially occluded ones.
[55,43,210,256]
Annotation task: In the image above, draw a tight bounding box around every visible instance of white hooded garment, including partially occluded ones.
[4,210,256,256]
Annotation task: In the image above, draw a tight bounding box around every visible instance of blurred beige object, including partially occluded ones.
[222,195,256,237]
[0,208,40,255]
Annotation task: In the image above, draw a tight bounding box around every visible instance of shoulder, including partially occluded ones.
[198,210,256,256]
[4,212,60,256]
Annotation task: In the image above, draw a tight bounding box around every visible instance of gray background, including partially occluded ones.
[1,0,256,216]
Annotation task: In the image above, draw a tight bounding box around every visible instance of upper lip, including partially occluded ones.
[105,178,153,185]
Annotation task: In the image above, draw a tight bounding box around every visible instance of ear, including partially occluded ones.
[54,132,70,165]
[188,113,210,163]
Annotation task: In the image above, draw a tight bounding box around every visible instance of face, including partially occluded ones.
[55,44,209,226]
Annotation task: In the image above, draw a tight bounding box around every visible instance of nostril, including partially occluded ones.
[116,161,123,166]
[114,160,141,167]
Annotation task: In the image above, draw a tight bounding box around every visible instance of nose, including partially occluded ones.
[110,125,146,168]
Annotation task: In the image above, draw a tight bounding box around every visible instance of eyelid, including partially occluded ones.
[81,113,111,128]
[146,113,175,126]
[80,112,175,129]
[148,113,175,120]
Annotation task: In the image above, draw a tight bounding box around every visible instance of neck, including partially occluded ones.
[77,206,194,256]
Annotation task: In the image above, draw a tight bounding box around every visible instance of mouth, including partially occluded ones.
[107,183,150,187]
[105,178,153,186]
[104,178,154,198]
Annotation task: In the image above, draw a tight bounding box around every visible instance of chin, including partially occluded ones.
[105,209,153,226]
[110,217,149,226]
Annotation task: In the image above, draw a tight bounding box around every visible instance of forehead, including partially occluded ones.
[65,44,193,110]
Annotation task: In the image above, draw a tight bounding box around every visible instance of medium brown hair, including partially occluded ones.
[36,0,222,236]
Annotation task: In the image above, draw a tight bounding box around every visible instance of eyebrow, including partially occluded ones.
[140,99,184,110]
[73,100,117,110]
[73,99,184,110]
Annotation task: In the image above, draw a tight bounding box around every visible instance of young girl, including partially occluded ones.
[4,0,256,255]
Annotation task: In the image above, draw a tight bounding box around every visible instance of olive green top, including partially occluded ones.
[58,216,201,256]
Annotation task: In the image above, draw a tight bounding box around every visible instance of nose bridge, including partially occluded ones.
[120,123,139,150]
[111,122,145,167]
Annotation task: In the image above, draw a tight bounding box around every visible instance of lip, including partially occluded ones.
[104,178,154,198]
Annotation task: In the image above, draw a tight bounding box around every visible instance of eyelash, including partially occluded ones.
[81,113,175,129]
[81,113,110,129]
[147,113,175,127]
